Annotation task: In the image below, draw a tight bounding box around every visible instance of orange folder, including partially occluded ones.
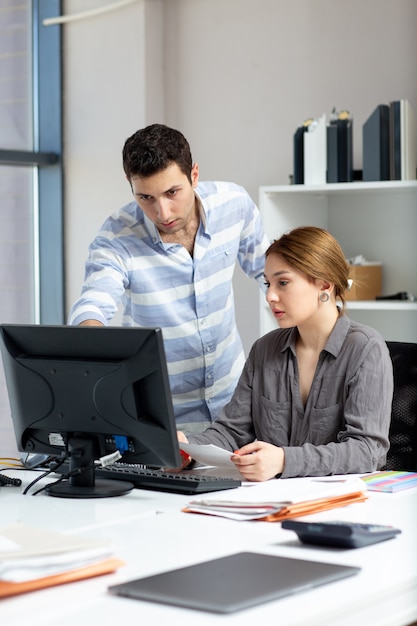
[0,557,125,599]
[183,490,368,522]
[257,490,368,522]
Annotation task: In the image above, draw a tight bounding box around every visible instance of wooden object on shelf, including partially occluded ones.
[346,264,382,301]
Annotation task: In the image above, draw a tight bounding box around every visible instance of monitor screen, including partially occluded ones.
[0,324,181,498]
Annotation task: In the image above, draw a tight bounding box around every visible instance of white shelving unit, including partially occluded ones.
[259,180,417,342]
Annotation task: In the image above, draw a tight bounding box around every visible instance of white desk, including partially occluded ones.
[1,471,416,626]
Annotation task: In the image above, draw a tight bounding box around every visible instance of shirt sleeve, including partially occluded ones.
[68,235,127,325]
[236,189,270,289]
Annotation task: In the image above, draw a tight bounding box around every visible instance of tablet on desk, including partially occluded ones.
[108,551,360,614]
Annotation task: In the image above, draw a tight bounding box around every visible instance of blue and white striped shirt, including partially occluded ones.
[68,181,269,431]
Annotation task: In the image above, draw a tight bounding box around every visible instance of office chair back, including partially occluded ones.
[384,341,417,471]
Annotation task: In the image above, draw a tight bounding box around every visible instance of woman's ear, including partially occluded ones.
[319,280,334,294]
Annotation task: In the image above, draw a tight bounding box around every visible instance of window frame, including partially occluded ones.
[0,0,64,324]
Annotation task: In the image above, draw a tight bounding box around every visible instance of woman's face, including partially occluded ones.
[264,253,323,328]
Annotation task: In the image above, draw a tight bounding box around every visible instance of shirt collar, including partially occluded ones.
[323,314,351,357]
[142,192,207,245]
[143,213,162,245]
[194,189,207,231]
[279,314,351,358]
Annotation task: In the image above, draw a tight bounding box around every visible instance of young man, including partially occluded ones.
[68,124,269,434]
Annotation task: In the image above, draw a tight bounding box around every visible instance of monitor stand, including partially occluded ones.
[46,437,133,498]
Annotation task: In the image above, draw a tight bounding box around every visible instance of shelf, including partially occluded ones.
[259,180,417,342]
[261,180,417,196]
[345,300,417,311]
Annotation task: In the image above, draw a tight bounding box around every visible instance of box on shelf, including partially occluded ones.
[346,263,382,301]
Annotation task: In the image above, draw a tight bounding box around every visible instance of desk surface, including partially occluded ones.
[1,470,416,626]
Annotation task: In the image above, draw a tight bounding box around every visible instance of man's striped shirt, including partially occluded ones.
[68,181,269,430]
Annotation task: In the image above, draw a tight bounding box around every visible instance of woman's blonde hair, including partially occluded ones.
[266,226,350,307]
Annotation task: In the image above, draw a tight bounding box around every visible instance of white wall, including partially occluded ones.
[64,0,417,354]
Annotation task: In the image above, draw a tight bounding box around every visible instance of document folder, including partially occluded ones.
[327,112,353,183]
[389,99,416,180]
[304,114,327,185]
[363,104,390,181]
[0,558,124,598]
[293,125,308,184]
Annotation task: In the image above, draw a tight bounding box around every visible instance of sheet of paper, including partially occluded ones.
[188,476,367,507]
[179,442,235,468]
[0,524,112,560]
[0,524,115,582]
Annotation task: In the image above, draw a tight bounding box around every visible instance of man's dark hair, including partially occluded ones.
[122,124,193,182]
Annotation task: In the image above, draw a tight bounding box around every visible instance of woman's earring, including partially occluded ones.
[319,292,330,303]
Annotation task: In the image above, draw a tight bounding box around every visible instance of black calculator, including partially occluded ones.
[281,520,402,549]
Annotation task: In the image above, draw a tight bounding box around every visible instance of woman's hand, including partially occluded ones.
[231,441,284,481]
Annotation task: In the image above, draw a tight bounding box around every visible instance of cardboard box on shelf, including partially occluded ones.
[346,263,382,301]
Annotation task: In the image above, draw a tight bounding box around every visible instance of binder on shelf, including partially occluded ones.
[389,99,416,180]
[304,114,327,185]
[326,120,338,183]
[327,112,353,183]
[362,104,390,181]
[337,116,353,182]
[293,125,308,184]
[390,100,402,180]
[401,99,416,179]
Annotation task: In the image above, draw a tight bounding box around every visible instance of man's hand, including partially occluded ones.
[231,441,284,481]
[177,430,189,444]
[177,431,193,469]
[163,431,193,472]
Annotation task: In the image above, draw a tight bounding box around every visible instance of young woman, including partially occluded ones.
[179,226,393,481]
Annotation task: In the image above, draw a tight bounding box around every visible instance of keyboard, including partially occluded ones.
[94,463,241,495]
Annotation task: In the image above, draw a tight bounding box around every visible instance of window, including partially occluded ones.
[0,0,63,455]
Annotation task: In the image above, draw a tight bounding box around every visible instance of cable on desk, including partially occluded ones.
[0,473,22,487]
[25,458,96,496]
[0,457,24,468]
[22,456,67,495]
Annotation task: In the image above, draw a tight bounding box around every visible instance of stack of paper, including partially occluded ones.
[183,476,368,522]
[0,524,124,598]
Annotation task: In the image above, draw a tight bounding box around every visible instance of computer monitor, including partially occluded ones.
[0,324,181,498]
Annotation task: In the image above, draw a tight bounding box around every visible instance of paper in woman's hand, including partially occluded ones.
[179,443,235,468]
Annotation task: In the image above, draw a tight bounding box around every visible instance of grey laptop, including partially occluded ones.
[108,551,360,614]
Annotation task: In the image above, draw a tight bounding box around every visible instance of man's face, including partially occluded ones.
[130,163,199,236]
